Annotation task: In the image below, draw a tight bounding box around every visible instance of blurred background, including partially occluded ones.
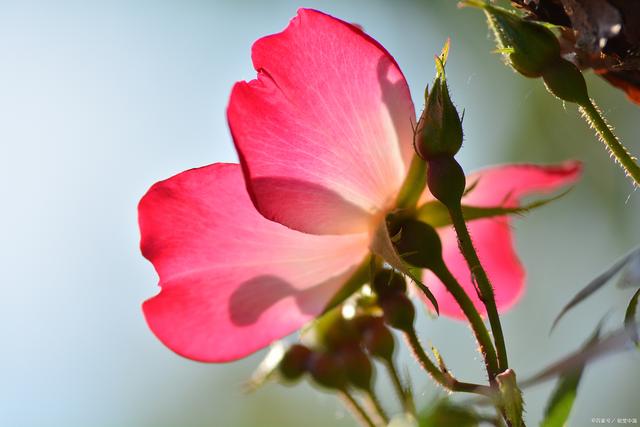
[1,0,638,426]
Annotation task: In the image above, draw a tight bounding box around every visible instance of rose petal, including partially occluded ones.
[462,161,582,208]
[228,8,415,235]
[423,162,581,318]
[140,163,368,362]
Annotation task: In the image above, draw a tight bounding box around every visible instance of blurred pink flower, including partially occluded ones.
[139,9,580,362]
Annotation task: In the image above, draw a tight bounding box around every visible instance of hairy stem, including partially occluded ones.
[384,358,415,415]
[365,389,390,424]
[339,390,377,427]
[404,325,494,397]
[580,99,640,186]
[448,204,509,374]
[430,260,501,380]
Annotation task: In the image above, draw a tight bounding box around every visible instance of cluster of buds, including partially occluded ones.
[246,268,429,425]
[269,277,412,396]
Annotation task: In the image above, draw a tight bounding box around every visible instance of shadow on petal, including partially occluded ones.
[249,176,373,235]
[229,274,344,327]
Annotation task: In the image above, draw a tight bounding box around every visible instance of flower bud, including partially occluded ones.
[542,58,590,105]
[426,156,466,209]
[476,2,560,78]
[308,351,348,390]
[278,344,311,381]
[392,218,444,270]
[380,293,416,332]
[415,53,463,159]
[358,316,396,361]
[304,306,358,351]
[372,269,406,299]
[340,345,373,390]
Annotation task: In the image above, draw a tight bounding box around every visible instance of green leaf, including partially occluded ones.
[418,398,480,427]
[416,188,571,228]
[521,323,636,388]
[539,327,601,427]
[551,246,640,332]
[624,288,640,347]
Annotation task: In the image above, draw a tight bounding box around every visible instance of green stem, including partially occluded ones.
[339,390,377,427]
[431,261,501,380]
[384,358,415,415]
[580,100,640,186]
[365,389,390,424]
[448,204,509,374]
[404,326,494,397]
[395,154,427,209]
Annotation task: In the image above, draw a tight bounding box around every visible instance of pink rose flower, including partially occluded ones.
[139,9,580,362]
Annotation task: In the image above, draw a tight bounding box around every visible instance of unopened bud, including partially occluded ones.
[359,316,396,361]
[415,75,463,159]
[380,293,416,332]
[340,346,373,390]
[372,269,406,299]
[278,344,311,381]
[392,218,444,270]
[426,156,466,209]
[542,58,590,105]
[308,351,348,390]
[305,307,358,351]
[475,2,560,77]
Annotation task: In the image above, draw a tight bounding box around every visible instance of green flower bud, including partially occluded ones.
[475,2,561,78]
[380,293,416,332]
[415,44,463,159]
[278,344,311,381]
[308,351,348,390]
[372,269,407,299]
[392,218,444,270]
[426,156,466,209]
[542,58,590,105]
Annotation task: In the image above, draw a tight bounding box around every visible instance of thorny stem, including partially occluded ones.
[430,261,501,381]
[339,389,377,427]
[579,99,640,187]
[364,389,390,425]
[448,203,509,375]
[384,358,416,415]
[403,325,495,397]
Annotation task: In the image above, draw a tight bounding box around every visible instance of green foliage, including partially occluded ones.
[416,189,572,228]
[417,398,480,427]
[552,246,640,331]
[540,369,581,427]
[539,326,601,427]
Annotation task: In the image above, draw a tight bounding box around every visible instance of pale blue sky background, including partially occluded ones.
[1,1,638,426]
